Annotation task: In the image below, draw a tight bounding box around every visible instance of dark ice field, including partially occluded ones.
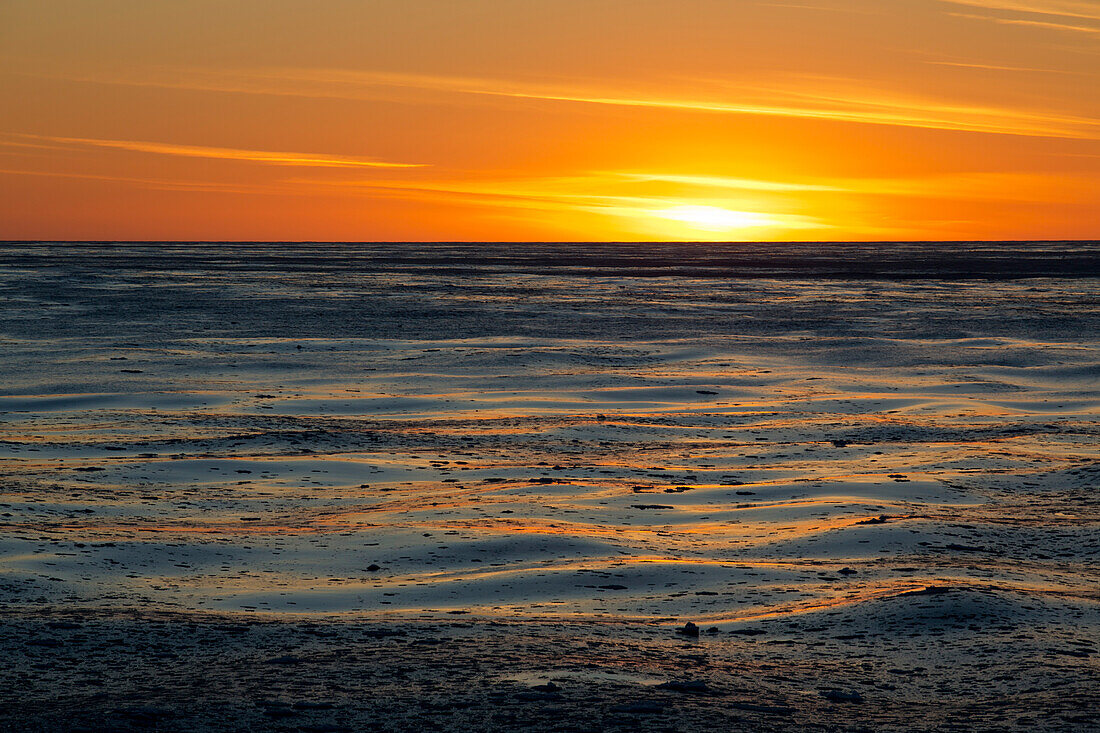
[0,241,1097,731]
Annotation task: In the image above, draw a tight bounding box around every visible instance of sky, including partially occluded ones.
[1,0,1098,241]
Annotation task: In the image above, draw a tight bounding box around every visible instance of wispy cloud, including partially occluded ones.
[948,10,1100,32]
[925,60,1092,74]
[988,16,1100,32]
[940,0,1100,21]
[21,67,1100,140]
[838,171,1099,203]
[7,149,1088,210]
[3,133,425,169]
[0,166,290,194]
[315,69,1100,140]
[286,174,817,230]
[609,172,843,192]
[297,168,1099,209]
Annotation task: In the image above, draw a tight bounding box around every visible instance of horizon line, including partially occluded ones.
[3,239,1098,245]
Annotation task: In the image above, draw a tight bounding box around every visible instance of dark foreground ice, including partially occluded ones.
[0,241,1097,731]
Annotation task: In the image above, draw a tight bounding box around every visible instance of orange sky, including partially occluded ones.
[1,0,1097,241]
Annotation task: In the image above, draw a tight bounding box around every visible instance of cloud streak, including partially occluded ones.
[299,68,1100,140]
[948,10,1100,32]
[4,133,425,169]
[609,172,843,192]
[0,166,288,194]
[988,16,1100,32]
[293,167,1099,210]
[939,0,1100,20]
[925,60,1093,74]
[23,67,1100,141]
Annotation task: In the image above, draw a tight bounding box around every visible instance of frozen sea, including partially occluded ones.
[0,241,1097,731]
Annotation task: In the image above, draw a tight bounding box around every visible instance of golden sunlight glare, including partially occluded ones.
[652,205,776,232]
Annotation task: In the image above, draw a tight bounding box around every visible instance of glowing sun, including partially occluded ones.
[653,205,776,232]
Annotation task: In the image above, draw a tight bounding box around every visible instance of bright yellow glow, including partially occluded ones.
[652,205,776,232]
